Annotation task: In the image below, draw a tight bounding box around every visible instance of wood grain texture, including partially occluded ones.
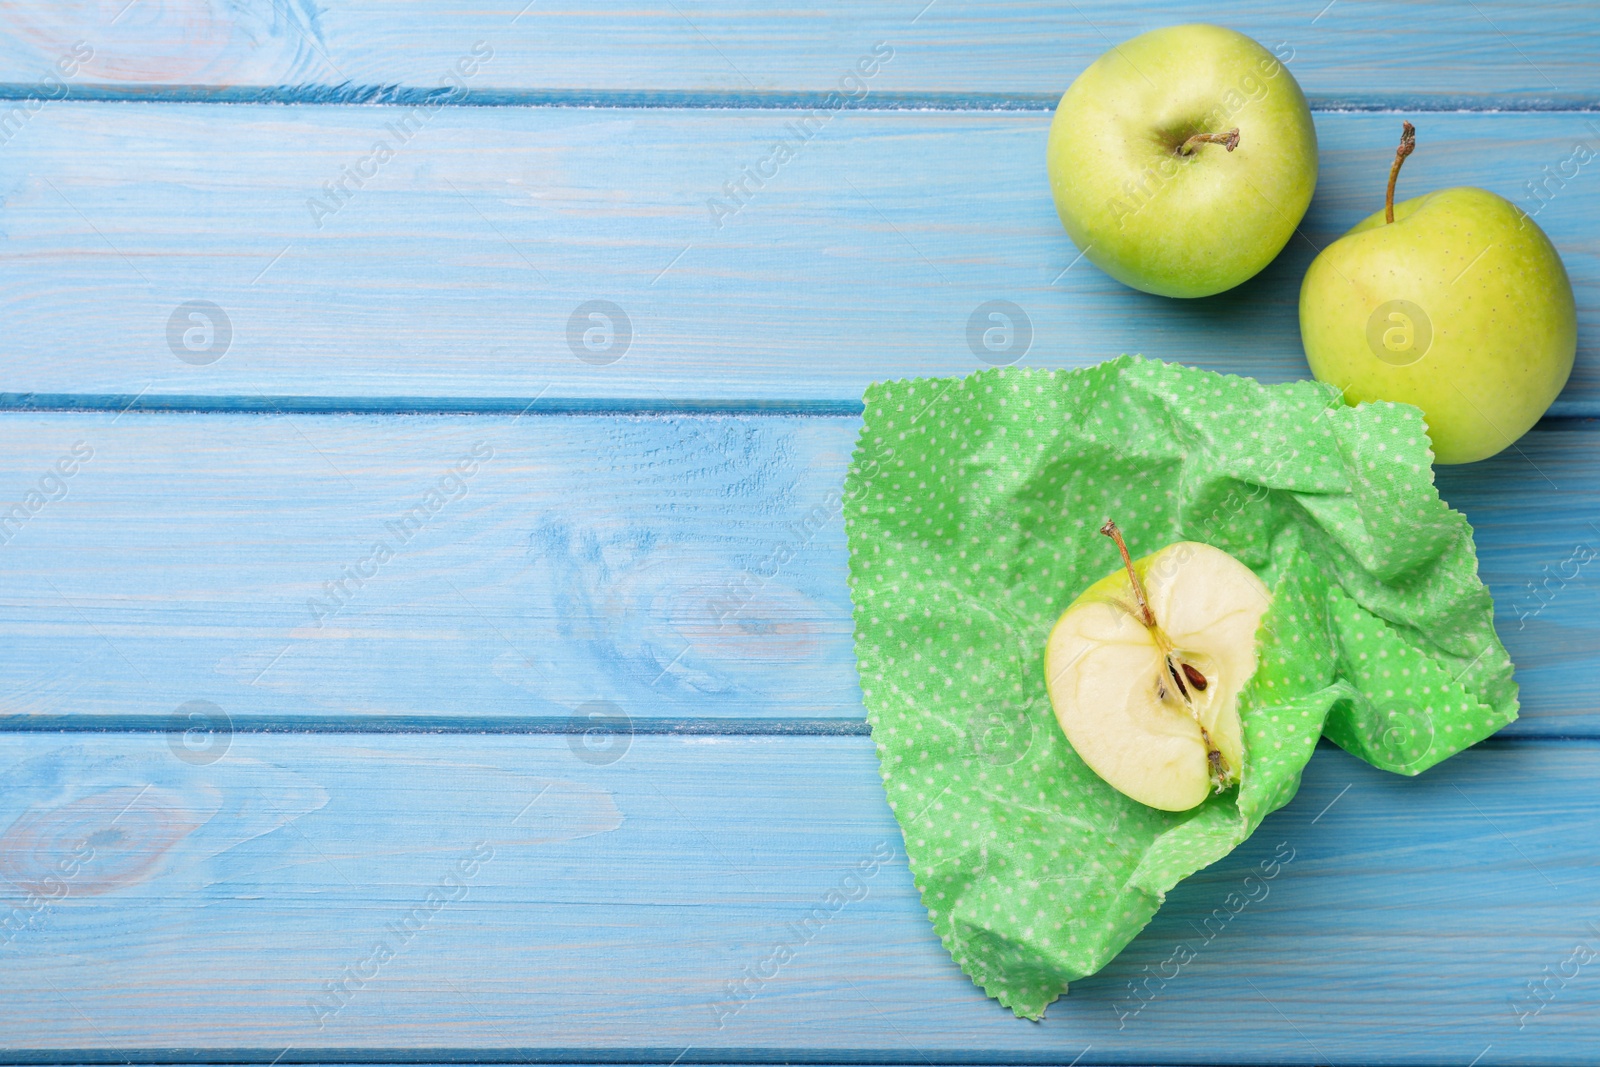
[0,413,1591,735]
[0,413,857,723]
[0,106,1597,412]
[0,5,1595,1061]
[0,732,1597,1062]
[0,0,1594,103]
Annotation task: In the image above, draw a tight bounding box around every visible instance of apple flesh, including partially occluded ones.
[1300,184,1576,464]
[1046,23,1317,298]
[1045,537,1270,811]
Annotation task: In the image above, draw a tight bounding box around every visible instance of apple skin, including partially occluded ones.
[1046,24,1317,298]
[1299,187,1576,464]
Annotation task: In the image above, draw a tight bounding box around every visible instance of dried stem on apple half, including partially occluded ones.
[1178,127,1240,156]
[1099,519,1230,789]
[1385,120,1416,224]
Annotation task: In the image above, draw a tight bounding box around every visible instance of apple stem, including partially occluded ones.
[1101,519,1228,787]
[1100,519,1156,628]
[1385,120,1416,224]
[1178,127,1240,156]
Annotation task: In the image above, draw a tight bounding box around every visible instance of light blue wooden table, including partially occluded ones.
[0,2,1597,1063]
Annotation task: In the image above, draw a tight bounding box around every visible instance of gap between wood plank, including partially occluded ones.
[0,720,1594,747]
[0,395,1594,426]
[0,716,874,736]
[0,1051,1197,1065]
[0,86,1597,112]
[0,394,867,417]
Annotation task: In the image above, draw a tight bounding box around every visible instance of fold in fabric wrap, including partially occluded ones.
[842,355,1517,1019]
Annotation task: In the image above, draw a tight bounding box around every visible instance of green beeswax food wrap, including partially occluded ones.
[842,355,1517,1020]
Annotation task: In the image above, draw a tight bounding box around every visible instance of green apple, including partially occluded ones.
[1300,123,1577,464]
[1046,24,1317,298]
[1045,521,1271,812]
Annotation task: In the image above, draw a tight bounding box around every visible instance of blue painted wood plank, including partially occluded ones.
[0,413,857,724]
[0,732,1596,1062]
[0,107,1597,413]
[0,0,1595,103]
[0,413,1591,735]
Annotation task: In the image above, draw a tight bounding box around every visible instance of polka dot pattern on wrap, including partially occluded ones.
[843,355,1518,1020]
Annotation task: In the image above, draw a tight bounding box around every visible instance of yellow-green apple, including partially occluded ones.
[1046,24,1317,298]
[1045,521,1271,812]
[1300,122,1577,464]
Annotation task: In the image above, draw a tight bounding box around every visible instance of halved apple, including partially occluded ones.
[1045,522,1271,811]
